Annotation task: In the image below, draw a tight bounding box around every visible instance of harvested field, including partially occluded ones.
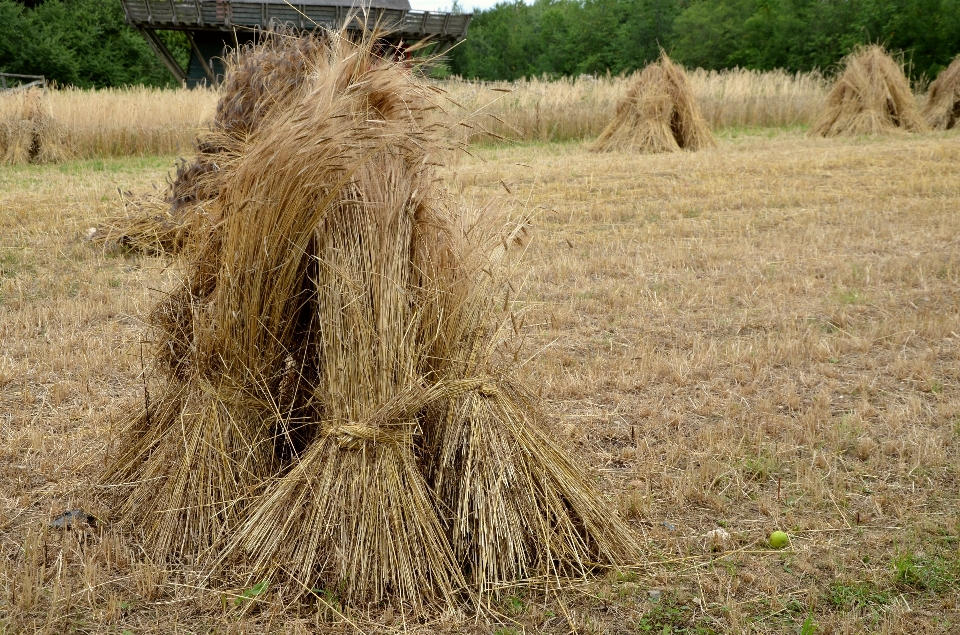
[2,129,960,633]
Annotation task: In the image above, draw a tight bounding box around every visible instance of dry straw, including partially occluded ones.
[46,85,212,158]
[92,192,193,254]
[0,87,67,165]
[811,45,927,137]
[94,33,325,253]
[103,30,638,611]
[922,54,960,130]
[592,52,714,153]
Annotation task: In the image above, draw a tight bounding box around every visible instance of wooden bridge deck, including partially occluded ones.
[121,0,471,86]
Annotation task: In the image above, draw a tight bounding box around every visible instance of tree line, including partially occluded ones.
[0,0,186,88]
[1,0,959,87]
[449,0,960,81]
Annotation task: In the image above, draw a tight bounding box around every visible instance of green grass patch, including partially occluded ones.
[892,550,960,592]
[55,155,180,175]
[743,451,780,482]
[833,287,865,305]
[636,595,719,634]
[827,581,890,610]
[0,249,34,279]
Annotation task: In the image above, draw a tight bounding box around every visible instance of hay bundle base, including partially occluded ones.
[104,31,638,612]
[592,52,714,153]
[923,54,960,130]
[811,45,928,137]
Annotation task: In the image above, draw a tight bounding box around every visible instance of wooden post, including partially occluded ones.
[185,31,217,86]
[137,26,187,84]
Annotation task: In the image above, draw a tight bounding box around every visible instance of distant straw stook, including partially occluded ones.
[592,52,714,153]
[923,54,960,130]
[0,87,65,165]
[103,30,639,611]
[811,45,928,137]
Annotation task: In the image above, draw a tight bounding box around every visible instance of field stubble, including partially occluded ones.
[1,131,959,633]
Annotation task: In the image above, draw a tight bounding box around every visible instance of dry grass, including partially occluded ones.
[0,86,215,165]
[592,52,714,153]
[0,68,828,164]
[811,45,928,137]
[457,67,826,144]
[923,55,960,130]
[3,128,960,632]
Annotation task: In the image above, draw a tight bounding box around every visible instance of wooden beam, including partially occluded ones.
[137,26,187,84]
[184,30,217,86]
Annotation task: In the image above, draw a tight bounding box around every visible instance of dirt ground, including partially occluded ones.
[2,130,959,633]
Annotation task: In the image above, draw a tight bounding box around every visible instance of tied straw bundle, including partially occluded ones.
[922,54,960,130]
[104,29,638,611]
[0,86,65,165]
[811,45,928,137]
[592,52,714,153]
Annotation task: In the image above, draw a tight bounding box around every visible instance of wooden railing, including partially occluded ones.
[0,73,47,93]
[119,0,471,41]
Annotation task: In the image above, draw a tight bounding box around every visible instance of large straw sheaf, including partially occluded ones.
[811,45,927,137]
[592,52,714,153]
[103,30,638,612]
[922,54,960,130]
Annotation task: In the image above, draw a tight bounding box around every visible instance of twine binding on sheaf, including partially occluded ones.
[325,376,500,448]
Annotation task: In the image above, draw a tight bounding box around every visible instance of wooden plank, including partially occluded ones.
[138,26,187,83]
[185,30,217,85]
[119,0,471,40]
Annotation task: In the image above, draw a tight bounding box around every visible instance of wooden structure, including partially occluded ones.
[119,0,472,87]
[0,73,46,92]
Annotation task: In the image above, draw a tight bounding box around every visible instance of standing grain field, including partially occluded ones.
[1,69,829,163]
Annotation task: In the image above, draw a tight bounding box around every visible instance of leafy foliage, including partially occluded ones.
[3,0,959,89]
[450,0,960,80]
[0,0,188,87]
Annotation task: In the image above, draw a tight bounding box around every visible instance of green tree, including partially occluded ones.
[450,1,542,80]
[0,0,188,87]
[669,0,754,69]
